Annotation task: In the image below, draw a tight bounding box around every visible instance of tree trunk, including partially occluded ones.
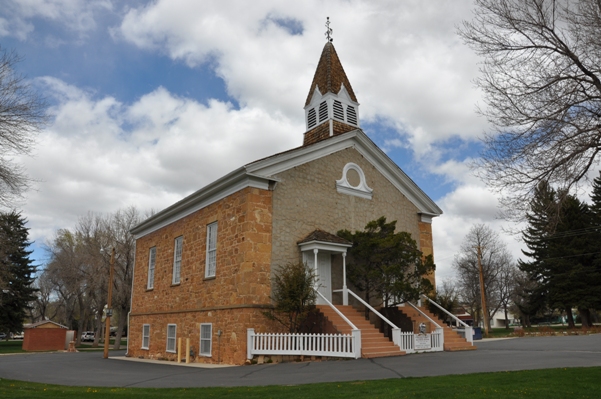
[579,308,591,328]
[112,306,128,350]
[503,304,509,329]
[566,307,575,328]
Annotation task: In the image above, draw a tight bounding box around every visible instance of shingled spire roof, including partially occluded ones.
[304,42,358,106]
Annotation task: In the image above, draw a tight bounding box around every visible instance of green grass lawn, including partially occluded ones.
[0,367,599,398]
[483,325,601,339]
[0,340,26,354]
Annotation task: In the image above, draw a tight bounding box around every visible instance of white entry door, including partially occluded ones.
[304,252,332,304]
[316,253,332,304]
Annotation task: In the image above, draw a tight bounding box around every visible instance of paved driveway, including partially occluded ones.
[1,334,600,388]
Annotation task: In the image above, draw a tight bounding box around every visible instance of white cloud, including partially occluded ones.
[0,0,112,40]
[8,0,525,288]
[116,0,487,153]
[21,78,300,246]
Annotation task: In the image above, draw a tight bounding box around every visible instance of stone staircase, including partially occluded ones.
[397,305,477,351]
[316,305,405,358]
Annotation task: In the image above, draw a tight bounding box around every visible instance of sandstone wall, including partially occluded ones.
[129,186,275,364]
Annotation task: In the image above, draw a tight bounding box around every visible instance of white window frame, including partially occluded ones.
[147,247,156,289]
[142,324,150,350]
[205,222,218,278]
[166,324,177,353]
[172,236,183,284]
[200,323,212,357]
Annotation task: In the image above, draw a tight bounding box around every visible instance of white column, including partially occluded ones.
[313,249,319,291]
[342,252,348,306]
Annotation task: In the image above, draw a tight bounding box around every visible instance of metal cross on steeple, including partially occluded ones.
[325,17,333,42]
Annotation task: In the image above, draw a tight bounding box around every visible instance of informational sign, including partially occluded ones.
[414,334,431,350]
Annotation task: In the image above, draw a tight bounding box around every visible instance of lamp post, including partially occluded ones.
[103,247,115,359]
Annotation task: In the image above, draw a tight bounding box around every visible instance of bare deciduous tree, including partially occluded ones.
[0,46,46,208]
[41,207,141,348]
[459,0,601,216]
[453,224,517,329]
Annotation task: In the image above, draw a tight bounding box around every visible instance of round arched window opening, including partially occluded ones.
[336,163,373,199]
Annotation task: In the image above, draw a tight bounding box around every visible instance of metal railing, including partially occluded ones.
[345,289,402,348]
[420,295,473,345]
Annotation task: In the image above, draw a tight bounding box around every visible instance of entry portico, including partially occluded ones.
[298,230,352,305]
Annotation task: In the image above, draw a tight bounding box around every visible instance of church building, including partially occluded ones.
[127,37,444,365]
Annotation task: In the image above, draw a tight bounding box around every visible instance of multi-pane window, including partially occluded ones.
[200,323,212,356]
[166,324,177,353]
[142,324,150,349]
[172,236,183,284]
[147,247,156,289]
[205,223,218,278]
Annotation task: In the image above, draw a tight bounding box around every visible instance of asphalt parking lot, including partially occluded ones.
[0,334,600,388]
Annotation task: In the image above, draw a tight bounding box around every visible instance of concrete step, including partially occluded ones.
[397,305,476,352]
[316,305,405,359]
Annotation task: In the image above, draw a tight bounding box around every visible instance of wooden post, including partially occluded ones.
[185,338,190,364]
[476,245,489,337]
[103,248,115,359]
[177,337,182,363]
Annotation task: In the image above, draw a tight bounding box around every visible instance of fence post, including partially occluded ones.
[185,338,190,363]
[392,328,401,347]
[352,330,362,359]
[247,328,254,360]
[177,337,182,363]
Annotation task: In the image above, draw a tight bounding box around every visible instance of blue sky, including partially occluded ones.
[0,0,526,280]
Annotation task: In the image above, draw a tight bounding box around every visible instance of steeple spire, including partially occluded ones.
[303,21,360,146]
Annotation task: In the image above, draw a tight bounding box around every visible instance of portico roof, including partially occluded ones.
[297,229,352,253]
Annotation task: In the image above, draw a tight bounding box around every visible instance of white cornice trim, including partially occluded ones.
[298,241,352,253]
[131,169,273,239]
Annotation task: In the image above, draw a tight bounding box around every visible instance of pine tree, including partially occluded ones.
[0,211,37,336]
[337,216,435,309]
[546,195,599,327]
[518,181,557,324]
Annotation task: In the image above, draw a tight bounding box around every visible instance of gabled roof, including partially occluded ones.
[24,320,68,329]
[304,42,358,106]
[246,129,443,218]
[131,129,442,239]
[298,229,352,246]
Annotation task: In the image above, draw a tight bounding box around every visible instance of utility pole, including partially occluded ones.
[103,248,115,359]
[476,245,489,337]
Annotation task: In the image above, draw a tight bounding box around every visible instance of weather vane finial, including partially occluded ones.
[325,17,333,42]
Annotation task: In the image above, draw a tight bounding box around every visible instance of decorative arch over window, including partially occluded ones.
[335,162,373,199]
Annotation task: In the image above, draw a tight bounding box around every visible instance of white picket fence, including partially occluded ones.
[398,328,444,354]
[247,328,361,359]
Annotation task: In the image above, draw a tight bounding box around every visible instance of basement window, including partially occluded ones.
[166,324,177,353]
[142,324,150,350]
[200,323,212,356]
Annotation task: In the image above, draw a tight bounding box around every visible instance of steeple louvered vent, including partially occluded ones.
[307,108,317,129]
[346,106,357,125]
[318,101,328,123]
[333,100,344,121]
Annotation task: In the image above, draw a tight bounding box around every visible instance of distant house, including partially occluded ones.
[23,320,68,351]
[127,41,444,365]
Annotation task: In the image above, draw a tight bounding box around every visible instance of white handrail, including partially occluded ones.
[316,291,358,330]
[421,295,469,328]
[406,301,442,329]
[346,290,399,331]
